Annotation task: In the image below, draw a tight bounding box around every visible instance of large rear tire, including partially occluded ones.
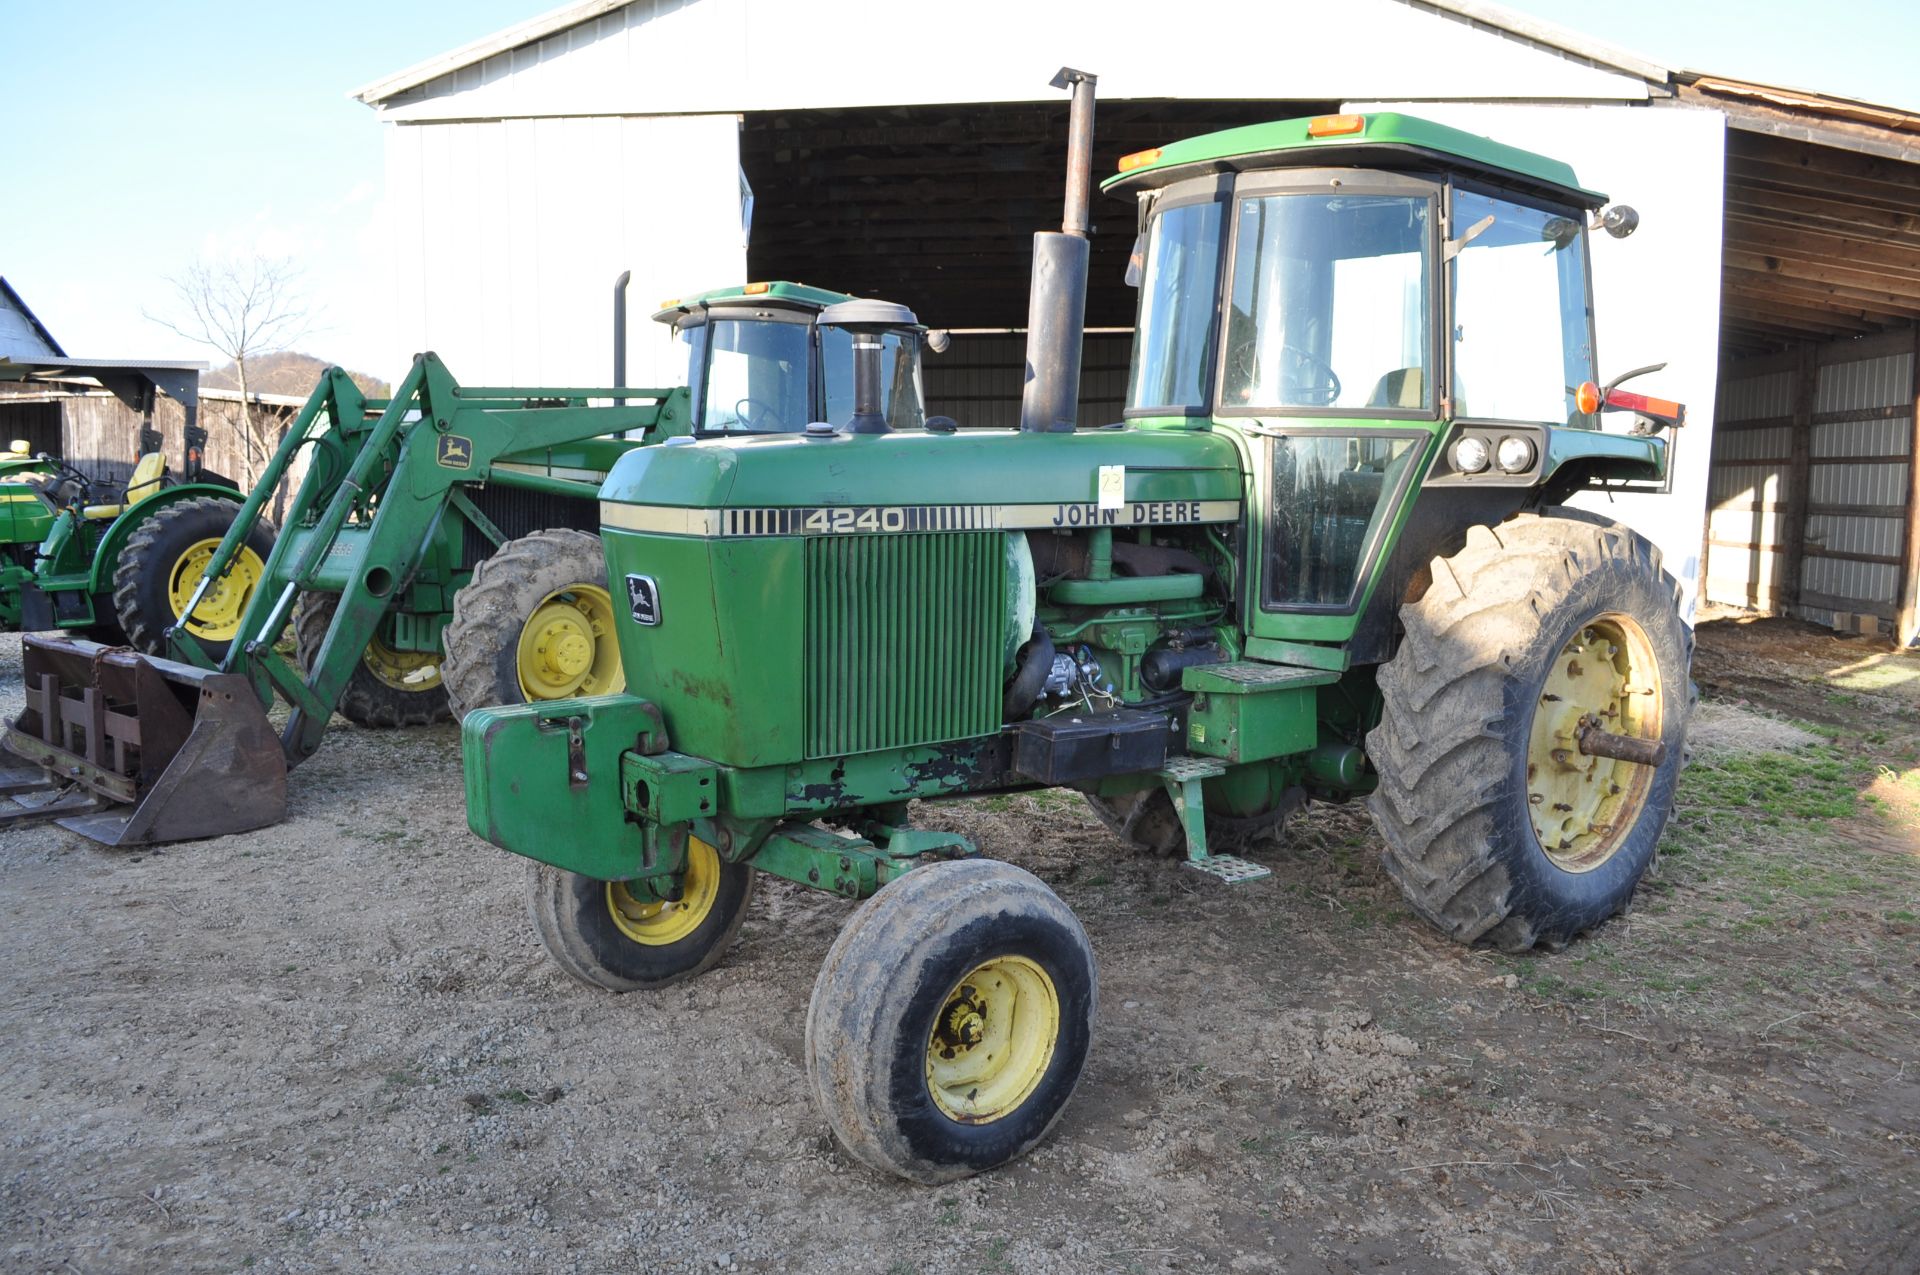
[1367,511,1693,953]
[294,592,450,728]
[442,529,624,720]
[805,859,1096,1184]
[111,496,274,658]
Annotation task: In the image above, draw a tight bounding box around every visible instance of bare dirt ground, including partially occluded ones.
[3,614,1918,1274]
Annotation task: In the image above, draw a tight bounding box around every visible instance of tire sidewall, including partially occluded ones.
[879,909,1096,1174]
[557,860,752,988]
[1493,548,1689,936]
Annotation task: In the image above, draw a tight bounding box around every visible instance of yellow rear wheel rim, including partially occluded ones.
[926,955,1060,1124]
[168,538,265,643]
[606,838,721,946]
[516,583,624,702]
[361,633,443,693]
[1525,614,1662,872]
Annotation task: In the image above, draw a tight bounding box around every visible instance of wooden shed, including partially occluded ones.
[1684,77,1920,643]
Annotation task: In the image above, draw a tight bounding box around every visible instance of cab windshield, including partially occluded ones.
[1222,192,1433,413]
[687,316,812,432]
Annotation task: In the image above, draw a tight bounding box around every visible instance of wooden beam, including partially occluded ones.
[1725,218,1920,283]
[1781,344,1816,610]
[1722,267,1920,318]
[1901,327,1920,647]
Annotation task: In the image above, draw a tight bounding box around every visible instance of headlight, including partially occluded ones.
[1495,435,1536,473]
[1450,435,1490,474]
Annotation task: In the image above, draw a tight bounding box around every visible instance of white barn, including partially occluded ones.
[350,0,1920,637]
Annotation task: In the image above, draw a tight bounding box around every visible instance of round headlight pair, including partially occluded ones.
[1450,434,1535,476]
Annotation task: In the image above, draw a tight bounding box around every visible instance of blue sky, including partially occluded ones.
[5,0,1915,378]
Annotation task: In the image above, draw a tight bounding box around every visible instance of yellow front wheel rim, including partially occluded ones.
[516,583,624,702]
[169,538,265,643]
[1525,614,1662,872]
[926,955,1060,1124]
[361,634,443,692]
[606,838,721,946]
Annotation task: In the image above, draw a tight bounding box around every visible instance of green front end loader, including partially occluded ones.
[2,284,939,844]
[463,74,1694,1182]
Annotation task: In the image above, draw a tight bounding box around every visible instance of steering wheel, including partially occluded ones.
[38,456,93,508]
[1227,343,1342,407]
[733,397,782,432]
[1277,345,1341,407]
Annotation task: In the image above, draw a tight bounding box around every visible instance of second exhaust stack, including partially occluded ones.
[1019,67,1097,434]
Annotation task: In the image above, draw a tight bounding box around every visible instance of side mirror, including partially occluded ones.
[1594,204,1639,239]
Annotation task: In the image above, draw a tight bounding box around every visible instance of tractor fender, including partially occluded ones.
[86,482,248,593]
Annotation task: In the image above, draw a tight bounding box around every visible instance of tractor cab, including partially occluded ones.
[654,282,933,434]
[1103,113,1678,656]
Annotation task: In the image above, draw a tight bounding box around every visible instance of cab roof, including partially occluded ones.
[652,281,856,325]
[1101,112,1606,209]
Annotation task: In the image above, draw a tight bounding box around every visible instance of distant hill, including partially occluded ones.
[203,351,388,399]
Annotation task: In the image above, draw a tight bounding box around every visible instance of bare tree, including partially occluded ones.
[147,256,312,487]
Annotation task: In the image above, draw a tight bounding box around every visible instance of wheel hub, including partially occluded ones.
[1525,616,1662,872]
[925,956,1060,1124]
[605,837,721,947]
[516,586,620,701]
[169,538,265,642]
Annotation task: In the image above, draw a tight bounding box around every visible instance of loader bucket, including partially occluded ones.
[3,634,287,845]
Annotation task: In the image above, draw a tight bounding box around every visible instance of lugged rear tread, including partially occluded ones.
[1367,510,1693,953]
[294,592,450,728]
[442,529,613,721]
[110,495,275,657]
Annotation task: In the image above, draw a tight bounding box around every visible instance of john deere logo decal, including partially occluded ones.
[436,434,474,469]
[626,574,660,626]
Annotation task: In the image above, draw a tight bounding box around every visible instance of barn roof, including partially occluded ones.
[350,0,1669,118]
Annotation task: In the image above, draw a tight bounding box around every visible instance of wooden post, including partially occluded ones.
[1779,343,1817,616]
[1897,324,1920,647]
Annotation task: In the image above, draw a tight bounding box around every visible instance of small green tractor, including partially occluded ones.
[462,73,1693,1183]
[11,421,271,656]
[0,441,58,628]
[2,284,938,844]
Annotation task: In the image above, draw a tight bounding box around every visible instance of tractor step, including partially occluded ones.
[1182,854,1272,884]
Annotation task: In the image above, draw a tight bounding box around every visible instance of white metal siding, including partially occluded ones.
[1706,337,1914,628]
[385,113,744,388]
[1704,366,1793,612]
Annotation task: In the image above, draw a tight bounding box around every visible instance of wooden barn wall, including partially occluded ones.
[923,333,1131,431]
[39,393,303,511]
[1705,326,1920,636]
[0,400,64,457]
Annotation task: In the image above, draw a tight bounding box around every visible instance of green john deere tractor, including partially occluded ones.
[14,421,271,657]
[462,71,1694,1183]
[0,441,59,628]
[2,283,939,844]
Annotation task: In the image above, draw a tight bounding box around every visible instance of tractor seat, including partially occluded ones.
[1367,368,1426,409]
[83,452,168,520]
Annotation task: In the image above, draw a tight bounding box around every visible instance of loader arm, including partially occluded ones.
[168,352,688,765]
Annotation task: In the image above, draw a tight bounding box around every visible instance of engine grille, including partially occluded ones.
[459,485,600,568]
[804,531,1006,760]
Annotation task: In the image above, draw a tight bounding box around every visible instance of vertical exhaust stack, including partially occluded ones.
[1019,67,1098,435]
[612,269,631,406]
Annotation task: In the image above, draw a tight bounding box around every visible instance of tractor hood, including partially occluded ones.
[594,427,1245,772]
[598,427,1244,529]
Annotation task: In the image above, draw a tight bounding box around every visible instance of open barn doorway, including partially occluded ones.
[740,98,1332,429]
